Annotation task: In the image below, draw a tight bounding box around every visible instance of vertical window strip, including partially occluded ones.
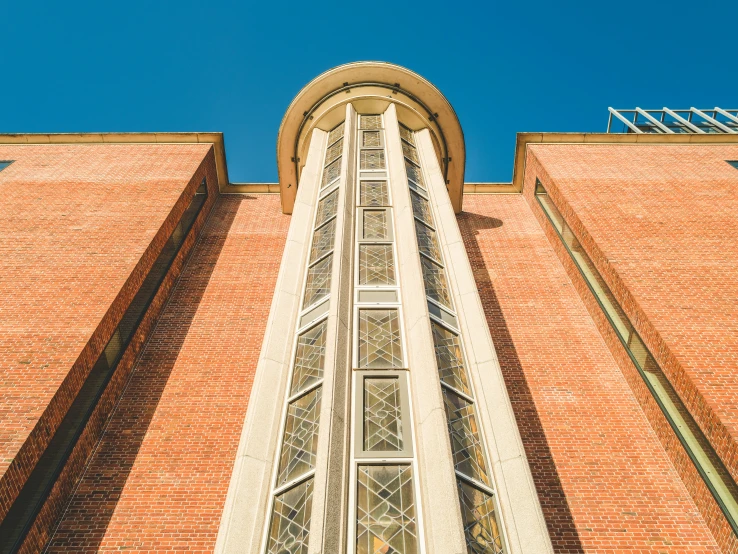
[351,114,421,554]
[264,121,345,554]
[535,179,738,533]
[400,122,506,554]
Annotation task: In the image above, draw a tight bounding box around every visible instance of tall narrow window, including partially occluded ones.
[400,121,506,554]
[265,120,345,554]
[351,113,421,554]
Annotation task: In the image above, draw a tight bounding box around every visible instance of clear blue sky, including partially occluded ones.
[2,0,736,183]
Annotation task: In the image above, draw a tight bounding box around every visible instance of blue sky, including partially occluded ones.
[2,0,736,183]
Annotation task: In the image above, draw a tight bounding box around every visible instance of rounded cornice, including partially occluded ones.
[276,61,465,213]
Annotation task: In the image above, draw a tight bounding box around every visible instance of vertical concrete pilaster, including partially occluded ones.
[416,129,554,554]
[309,103,357,554]
[384,103,467,553]
[215,129,327,554]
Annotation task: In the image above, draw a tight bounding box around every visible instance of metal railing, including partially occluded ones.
[608,107,738,134]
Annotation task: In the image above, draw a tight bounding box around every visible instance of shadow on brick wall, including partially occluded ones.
[458,210,584,554]
[44,196,241,552]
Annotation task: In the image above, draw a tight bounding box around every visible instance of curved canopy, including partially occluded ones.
[276,61,465,213]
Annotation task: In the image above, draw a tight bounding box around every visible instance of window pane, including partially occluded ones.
[327,121,344,145]
[431,322,470,395]
[310,218,336,263]
[415,220,441,262]
[303,254,332,308]
[360,150,386,170]
[277,388,322,485]
[325,138,343,165]
[291,321,327,396]
[402,141,420,165]
[399,125,415,145]
[405,159,425,188]
[364,378,403,452]
[442,389,490,485]
[410,190,433,226]
[359,244,395,285]
[421,256,452,307]
[357,465,418,554]
[322,157,341,188]
[266,478,314,554]
[360,114,382,130]
[358,309,403,368]
[457,480,504,554]
[363,210,388,240]
[315,189,339,227]
[362,131,381,147]
[360,181,389,207]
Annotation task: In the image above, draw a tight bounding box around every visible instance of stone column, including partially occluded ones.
[215,128,327,554]
[416,128,554,554]
[384,103,468,553]
[309,103,357,554]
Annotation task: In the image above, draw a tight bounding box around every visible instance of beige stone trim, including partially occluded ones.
[384,103,467,553]
[276,62,465,215]
[225,183,280,194]
[309,103,357,554]
[511,131,738,194]
[0,132,231,192]
[417,128,555,554]
[214,129,327,554]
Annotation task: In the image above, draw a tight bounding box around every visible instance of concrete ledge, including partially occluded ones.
[0,132,230,194]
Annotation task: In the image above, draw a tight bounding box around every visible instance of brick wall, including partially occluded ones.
[0,143,214,546]
[46,195,290,552]
[524,144,738,551]
[460,194,720,552]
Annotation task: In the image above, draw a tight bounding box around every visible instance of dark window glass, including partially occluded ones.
[0,161,13,172]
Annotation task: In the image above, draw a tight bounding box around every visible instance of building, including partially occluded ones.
[0,62,737,554]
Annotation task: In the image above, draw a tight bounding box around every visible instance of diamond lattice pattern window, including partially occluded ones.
[310,219,337,262]
[328,122,344,145]
[363,210,388,240]
[442,388,490,485]
[360,181,389,207]
[410,191,433,226]
[315,189,339,227]
[277,388,322,485]
[291,322,327,396]
[359,244,395,285]
[458,480,504,554]
[303,254,333,309]
[420,256,452,308]
[360,115,382,130]
[364,378,404,452]
[431,322,470,396]
[358,309,403,369]
[360,150,386,170]
[415,221,442,262]
[266,479,314,554]
[325,138,344,165]
[356,465,418,554]
[322,158,342,188]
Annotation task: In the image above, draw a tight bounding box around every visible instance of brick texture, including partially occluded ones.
[523,144,738,552]
[460,194,720,553]
[45,194,290,553]
[0,144,213,531]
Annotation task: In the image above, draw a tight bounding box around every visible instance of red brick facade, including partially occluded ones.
[45,195,289,552]
[460,194,721,553]
[3,138,738,553]
[0,143,216,549]
[523,144,738,551]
